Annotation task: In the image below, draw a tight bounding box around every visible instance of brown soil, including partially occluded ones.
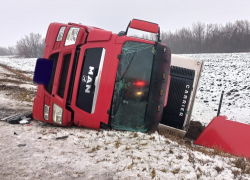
[0,64,33,81]
[185,121,206,140]
[0,84,36,102]
[0,78,24,84]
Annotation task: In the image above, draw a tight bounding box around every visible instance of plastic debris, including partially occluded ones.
[1,112,33,124]
[56,135,69,140]
[19,118,31,124]
[18,144,26,147]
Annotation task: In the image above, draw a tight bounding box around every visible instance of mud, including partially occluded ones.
[0,84,36,101]
[185,121,206,140]
[0,64,33,81]
[0,108,31,119]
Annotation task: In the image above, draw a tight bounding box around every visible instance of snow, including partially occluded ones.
[181,53,250,125]
[1,122,249,180]
[1,54,250,179]
[0,56,37,72]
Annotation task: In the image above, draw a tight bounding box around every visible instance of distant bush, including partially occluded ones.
[16,33,45,58]
[0,46,16,56]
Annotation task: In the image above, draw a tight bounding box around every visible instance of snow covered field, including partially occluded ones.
[0,53,250,180]
[0,56,36,72]
[182,53,250,125]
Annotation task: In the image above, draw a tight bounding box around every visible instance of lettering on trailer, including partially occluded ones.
[81,66,94,93]
[179,85,190,117]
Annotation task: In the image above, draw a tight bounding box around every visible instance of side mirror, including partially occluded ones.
[33,58,53,85]
[125,19,161,42]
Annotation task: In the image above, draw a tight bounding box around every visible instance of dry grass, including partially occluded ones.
[232,170,240,178]
[233,157,247,172]
[214,166,224,173]
[125,146,130,151]
[157,127,183,145]
[115,140,121,148]
[176,154,183,159]
[169,149,174,154]
[127,160,134,169]
[87,145,101,153]
[0,64,33,81]
[0,84,36,102]
[151,168,156,178]
[133,132,138,138]
[172,168,180,174]
[160,169,167,173]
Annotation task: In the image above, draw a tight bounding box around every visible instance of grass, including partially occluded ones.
[232,170,240,178]
[133,132,138,138]
[176,154,183,159]
[214,166,224,173]
[151,168,156,178]
[233,157,247,172]
[127,160,135,169]
[169,149,174,154]
[115,140,121,148]
[172,168,180,174]
[87,145,101,153]
[160,169,167,173]
[0,63,33,81]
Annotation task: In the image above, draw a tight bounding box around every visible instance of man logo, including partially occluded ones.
[84,66,94,93]
[82,75,87,83]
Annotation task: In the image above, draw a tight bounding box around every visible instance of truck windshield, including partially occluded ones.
[111,41,155,132]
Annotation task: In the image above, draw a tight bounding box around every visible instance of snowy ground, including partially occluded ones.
[0,54,250,180]
[182,53,250,125]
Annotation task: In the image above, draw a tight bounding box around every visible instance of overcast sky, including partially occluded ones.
[0,0,250,47]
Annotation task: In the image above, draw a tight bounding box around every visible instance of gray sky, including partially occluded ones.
[0,0,250,47]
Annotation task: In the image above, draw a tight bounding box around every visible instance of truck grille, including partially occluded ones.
[45,53,59,94]
[161,66,195,129]
[58,54,71,98]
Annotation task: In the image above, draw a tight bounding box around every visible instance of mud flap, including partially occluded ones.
[194,116,250,158]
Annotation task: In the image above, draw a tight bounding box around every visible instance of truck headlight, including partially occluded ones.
[56,26,66,41]
[65,27,80,46]
[44,104,50,120]
[53,103,63,124]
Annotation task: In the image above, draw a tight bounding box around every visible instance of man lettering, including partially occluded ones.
[88,66,94,75]
[85,84,91,93]
[87,75,92,84]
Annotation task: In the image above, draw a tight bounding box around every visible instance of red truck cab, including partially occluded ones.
[33,19,171,132]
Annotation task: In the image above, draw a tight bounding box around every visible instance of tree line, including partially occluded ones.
[0,33,45,58]
[1,19,250,57]
[161,20,250,54]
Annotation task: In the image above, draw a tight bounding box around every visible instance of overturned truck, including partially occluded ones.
[33,19,203,135]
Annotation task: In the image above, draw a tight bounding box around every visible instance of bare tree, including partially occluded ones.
[161,19,250,54]
[16,33,45,58]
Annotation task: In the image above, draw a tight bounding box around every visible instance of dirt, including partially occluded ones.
[185,121,206,140]
[0,64,33,81]
[0,84,36,102]
[0,64,36,120]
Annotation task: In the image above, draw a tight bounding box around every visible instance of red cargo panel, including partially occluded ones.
[194,116,250,158]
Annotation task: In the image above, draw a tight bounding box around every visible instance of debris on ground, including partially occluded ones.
[17,144,26,147]
[56,135,69,140]
[0,112,33,124]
